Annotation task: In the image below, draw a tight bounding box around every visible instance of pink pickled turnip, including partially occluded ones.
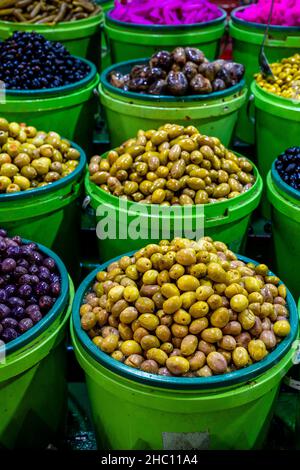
[110,0,223,25]
[236,0,300,27]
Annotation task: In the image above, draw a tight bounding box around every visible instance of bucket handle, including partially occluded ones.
[247,93,255,126]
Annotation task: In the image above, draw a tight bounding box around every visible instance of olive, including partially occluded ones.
[121,340,142,356]
[166,356,190,375]
[273,320,291,337]
[232,347,249,368]
[180,335,198,356]
[248,339,267,362]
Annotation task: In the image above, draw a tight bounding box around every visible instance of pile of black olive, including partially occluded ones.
[275,147,300,191]
[109,47,245,96]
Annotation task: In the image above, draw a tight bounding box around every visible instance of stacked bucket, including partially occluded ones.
[0,0,299,452]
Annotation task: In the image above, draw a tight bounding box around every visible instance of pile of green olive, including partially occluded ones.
[89,124,255,205]
[80,237,291,377]
[0,118,81,194]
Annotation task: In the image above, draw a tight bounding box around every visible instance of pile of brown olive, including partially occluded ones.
[89,124,255,205]
[0,118,81,194]
[109,47,245,96]
[80,237,291,377]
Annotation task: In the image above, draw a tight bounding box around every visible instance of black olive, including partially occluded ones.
[198,62,217,82]
[189,74,212,94]
[109,71,125,89]
[149,67,167,82]
[166,71,188,96]
[217,62,245,86]
[128,77,149,92]
[148,79,168,95]
[172,47,187,66]
[130,65,151,79]
[185,47,205,64]
[150,50,173,70]
[212,78,226,92]
[182,62,198,81]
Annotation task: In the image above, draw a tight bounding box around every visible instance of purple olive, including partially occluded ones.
[1,327,18,342]
[29,251,43,265]
[1,317,18,329]
[1,258,17,273]
[0,289,7,302]
[38,266,50,281]
[18,284,32,298]
[6,246,21,258]
[29,265,39,275]
[18,274,32,285]
[51,282,61,296]
[18,318,34,333]
[28,310,43,324]
[12,306,25,320]
[12,236,22,245]
[14,266,28,277]
[0,229,7,238]
[0,240,6,252]
[0,303,11,319]
[50,274,60,284]
[17,259,29,269]
[39,296,53,310]
[7,297,25,308]
[43,257,56,271]
[35,282,50,296]
[5,285,16,297]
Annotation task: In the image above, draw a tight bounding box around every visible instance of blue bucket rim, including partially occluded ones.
[0,140,86,202]
[2,57,97,97]
[271,159,300,202]
[1,239,69,357]
[106,7,226,31]
[231,6,300,32]
[72,251,298,391]
[101,58,246,103]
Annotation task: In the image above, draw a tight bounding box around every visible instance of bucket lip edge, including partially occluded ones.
[271,161,300,202]
[231,6,300,32]
[71,252,298,390]
[1,239,70,357]
[251,80,300,108]
[85,154,262,217]
[100,58,246,103]
[105,7,227,31]
[0,140,86,202]
[3,57,98,97]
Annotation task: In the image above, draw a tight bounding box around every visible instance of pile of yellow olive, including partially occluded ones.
[255,54,300,100]
[80,237,291,377]
[89,124,255,205]
[0,118,81,194]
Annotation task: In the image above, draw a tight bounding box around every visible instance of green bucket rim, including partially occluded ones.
[253,81,300,106]
[231,6,300,32]
[101,58,246,103]
[0,10,103,29]
[86,153,261,219]
[3,57,97,97]
[105,7,226,31]
[72,252,298,390]
[1,239,69,356]
[271,159,300,202]
[0,140,86,202]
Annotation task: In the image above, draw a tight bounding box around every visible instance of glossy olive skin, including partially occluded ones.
[81,236,290,377]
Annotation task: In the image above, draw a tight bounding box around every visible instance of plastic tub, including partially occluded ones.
[267,165,300,299]
[98,0,114,70]
[0,242,73,449]
[85,154,262,262]
[0,12,103,69]
[104,8,227,63]
[1,59,99,151]
[100,59,247,147]
[229,6,300,144]
[251,80,300,217]
[71,253,299,450]
[0,142,86,280]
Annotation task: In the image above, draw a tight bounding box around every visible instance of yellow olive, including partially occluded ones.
[230,294,249,312]
[146,348,168,365]
[201,327,223,343]
[138,313,159,331]
[232,347,249,368]
[166,356,190,375]
[273,320,291,337]
[177,275,200,291]
[121,340,142,356]
[248,339,267,361]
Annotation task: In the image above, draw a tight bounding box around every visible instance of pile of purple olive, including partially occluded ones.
[0,228,61,344]
[109,47,245,96]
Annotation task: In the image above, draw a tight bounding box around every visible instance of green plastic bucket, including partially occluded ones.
[230,6,300,144]
[97,0,114,70]
[0,242,74,449]
[100,59,247,147]
[267,166,300,299]
[71,254,299,450]
[85,154,263,262]
[0,12,103,69]
[104,8,227,63]
[251,80,300,218]
[1,60,99,152]
[0,142,86,281]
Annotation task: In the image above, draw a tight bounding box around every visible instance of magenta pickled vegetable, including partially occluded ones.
[110,0,223,25]
[236,0,300,27]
